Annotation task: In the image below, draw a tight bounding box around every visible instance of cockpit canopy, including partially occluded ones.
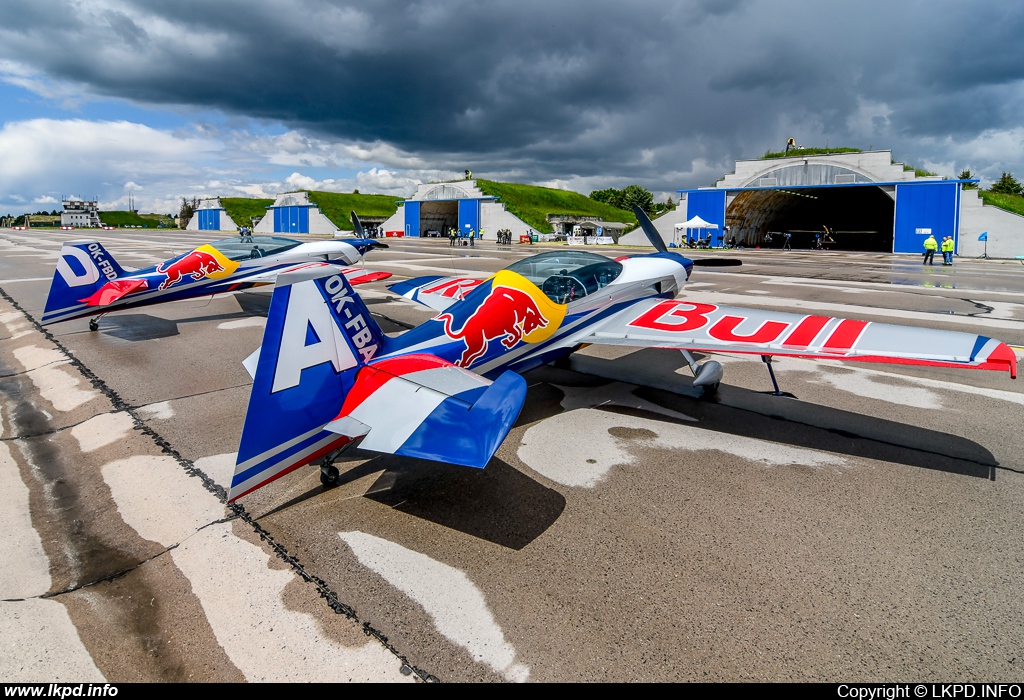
[209,236,302,261]
[506,251,623,304]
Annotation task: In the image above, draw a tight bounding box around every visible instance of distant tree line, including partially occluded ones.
[178,197,201,228]
[589,185,676,215]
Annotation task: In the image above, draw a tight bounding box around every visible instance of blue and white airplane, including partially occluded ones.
[42,212,390,329]
[227,208,1017,501]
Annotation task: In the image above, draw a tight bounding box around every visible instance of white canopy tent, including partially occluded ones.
[673,215,719,246]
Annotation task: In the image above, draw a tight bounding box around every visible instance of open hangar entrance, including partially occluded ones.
[682,179,963,255]
[418,200,458,237]
[726,185,896,251]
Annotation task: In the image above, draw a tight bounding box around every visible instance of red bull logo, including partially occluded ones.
[156,249,226,290]
[434,271,567,368]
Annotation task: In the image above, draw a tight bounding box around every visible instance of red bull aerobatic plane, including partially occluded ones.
[226,208,1016,501]
[42,212,391,330]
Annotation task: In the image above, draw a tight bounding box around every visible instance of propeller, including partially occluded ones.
[350,210,366,237]
[632,206,742,266]
[633,206,667,253]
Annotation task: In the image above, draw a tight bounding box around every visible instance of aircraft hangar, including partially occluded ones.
[623,149,1024,258]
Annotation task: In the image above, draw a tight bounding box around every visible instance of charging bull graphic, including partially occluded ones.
[438,286,552,367]
[156,249,226,290]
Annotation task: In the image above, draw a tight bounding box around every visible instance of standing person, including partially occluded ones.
[923,234,938,265]
[449,227,457,247]
[941,236,955,266]
[469,228,475,247]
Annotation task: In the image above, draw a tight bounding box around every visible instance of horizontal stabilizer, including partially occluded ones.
[78,278,149,306]
[325,353,527,468]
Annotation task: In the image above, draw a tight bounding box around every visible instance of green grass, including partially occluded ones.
[475,179,635,233]
[220,198,273,228]
[221,192,402,231]
[306,191,403,230]
[760,147,862,160]
[980,190,1024,217]
[99,211,172,228]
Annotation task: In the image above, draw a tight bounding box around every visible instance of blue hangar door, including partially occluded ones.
[404,201,420,237]
[198,209,220,230]
[274,206,310,234]
[685,190,727,245]
[893,182,959,254]
[458,199,480,236]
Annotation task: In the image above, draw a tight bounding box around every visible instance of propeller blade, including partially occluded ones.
[691,258,742,267]
[350,210,366,237]
[632,206,667,254]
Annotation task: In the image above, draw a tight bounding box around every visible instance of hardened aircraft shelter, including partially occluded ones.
[625,150,1024,258]
[381,180,533,239]
[186,198,238,232]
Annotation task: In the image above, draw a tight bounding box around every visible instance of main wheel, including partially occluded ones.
[320,465,340,487]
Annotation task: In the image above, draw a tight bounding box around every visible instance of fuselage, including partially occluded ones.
[42,236,383,324]
[384,250,694,379]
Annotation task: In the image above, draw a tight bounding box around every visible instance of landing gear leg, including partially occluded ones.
[318,443,353,488]
[88,314,105,331]
[682,350,723,394]
[761,355,787,397]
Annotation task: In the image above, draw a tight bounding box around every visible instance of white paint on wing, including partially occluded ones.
[518,408,847,488]
[0,600,105,682]
[0,442,51,598]
[340,531,530,683]
[103,456,408,682]
[217,318,266,330]
[24,363,98,412]
[71,412,135,452]
[193,453,238,491]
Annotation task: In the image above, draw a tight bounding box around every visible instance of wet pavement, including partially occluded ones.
[1,229,1022,682]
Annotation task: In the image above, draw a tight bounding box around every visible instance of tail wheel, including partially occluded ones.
[320,465,340,487]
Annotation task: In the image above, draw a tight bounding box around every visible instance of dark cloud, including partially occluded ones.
[1,0,1023,190]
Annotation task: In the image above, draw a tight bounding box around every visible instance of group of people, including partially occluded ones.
[496,228,515,245]
[922,234,955,266]
[448,227,476,247]
[237,225,253,242]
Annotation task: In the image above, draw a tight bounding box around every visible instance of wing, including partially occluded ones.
[388,275,486,312]
[242,262,392,286]
[573,298,1017,377]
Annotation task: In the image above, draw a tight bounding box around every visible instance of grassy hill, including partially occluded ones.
[475,179,635,233]
[99,211,173,228]
[220,198,273,228]
[307,191,403,230]
[221,192,402,231]
[760,147,862,160]
[980,190,1024,217]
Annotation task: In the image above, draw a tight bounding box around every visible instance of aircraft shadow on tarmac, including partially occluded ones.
[565,349,1004,481]
[256,452,566,550]
[89,291,274,341]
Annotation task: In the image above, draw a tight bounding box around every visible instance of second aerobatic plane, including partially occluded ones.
[226,208,1016,502]
[41,212,392,329]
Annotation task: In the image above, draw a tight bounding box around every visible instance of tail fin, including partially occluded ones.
[42,240,127,324]
[228,266,388,501]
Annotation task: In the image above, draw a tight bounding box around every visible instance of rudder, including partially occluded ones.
[42,240,127,324]
[228,266,387,501]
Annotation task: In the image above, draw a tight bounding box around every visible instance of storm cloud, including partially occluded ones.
[1,0,1023,203]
